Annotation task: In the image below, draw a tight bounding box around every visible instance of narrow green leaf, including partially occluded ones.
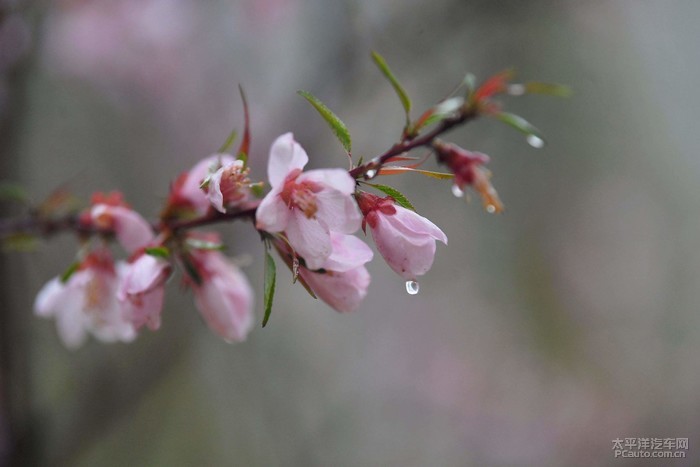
[0,181,28,203]
[237,85,251,164]
[379,166,455,180]
[60,261,80,283]
[523,82,572,97]
[297,90,352,154]
[262,250,276,327]
[371,51,411,125]
[368,184,416,211]
[494,112,545,143]
[145,246,170,259]
[180,254,203,286]
[217,128,238,153]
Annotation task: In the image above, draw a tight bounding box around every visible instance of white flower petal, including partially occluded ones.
[268,133,309,188]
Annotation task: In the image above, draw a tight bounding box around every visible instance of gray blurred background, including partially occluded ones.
[2,0,700,465]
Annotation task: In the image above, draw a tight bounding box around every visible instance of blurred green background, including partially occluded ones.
[2,0,700,465]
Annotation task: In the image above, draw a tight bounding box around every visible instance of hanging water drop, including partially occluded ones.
[451,184,464,198]
[486,204,496,214]
[365,169,377,179]
[405,280,420,295]
[526,134,545,149]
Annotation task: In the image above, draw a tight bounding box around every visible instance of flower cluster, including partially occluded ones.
[33,132,451,347]
[13,63,564,349]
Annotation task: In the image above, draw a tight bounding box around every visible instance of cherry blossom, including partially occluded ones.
[33,251,136,349]
[118,252,171,331]
[166,154,236,217]
[256,132,361,270]
[188,249,254,342]
[205,159,251,213]
[298,232,373,313]
[89,193,153,254]
[357,192,447,280]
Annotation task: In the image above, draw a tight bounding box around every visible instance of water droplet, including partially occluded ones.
[508,84,526,96]
[405,280,420,295]
[451,184,464,198]
[486,204,496,214]
[526,134,545,149]
[365,169,377,179]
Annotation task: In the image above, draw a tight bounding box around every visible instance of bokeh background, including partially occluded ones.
[2,0,700,465]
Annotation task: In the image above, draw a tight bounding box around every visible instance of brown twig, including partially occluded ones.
[348,106,478,179]
[0,106,479,243]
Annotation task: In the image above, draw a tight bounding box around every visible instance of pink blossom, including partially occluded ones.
[91,204,153,254]
[296,232,373,313]
[256,133,361,270]
[167,154,236,217]
[89,193,153,254]
[33,251,136,349]
[358,192,447,280]
[118,252,171,331]
[189,250,254,342]
[206,159,251,213]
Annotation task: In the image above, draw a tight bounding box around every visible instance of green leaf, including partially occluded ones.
[145,246,171,259]
[217,128,238,153]
[378,166,455,180]
[2,233,39,252]
[237,85,251,165]
[368,184,416,211]
[250,182,265,198]
[371,51,412,126]
[297,90,352,154]
[60,261,80,283]
[180,254,203,286]
[262,249,276,327]
[494,112,545,145]
[0,181,28,203]
[523,82,572,97]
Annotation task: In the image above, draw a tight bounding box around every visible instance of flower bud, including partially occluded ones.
[187,249,254,342]
[357,192,447,280]
[433,141,504,213]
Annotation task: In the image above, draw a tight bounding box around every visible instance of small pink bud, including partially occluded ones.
[357,192,447,280]
[187,249,254,342]
[434,142,504,213]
